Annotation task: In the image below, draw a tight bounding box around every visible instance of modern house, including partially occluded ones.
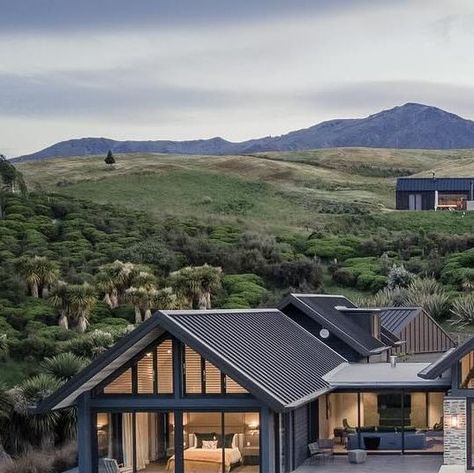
[37,295,465,472]
[396,177,474,211]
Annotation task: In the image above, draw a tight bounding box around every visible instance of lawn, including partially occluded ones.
[17,147,474,233]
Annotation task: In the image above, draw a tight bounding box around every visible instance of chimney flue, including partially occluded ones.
[390,355,397,368]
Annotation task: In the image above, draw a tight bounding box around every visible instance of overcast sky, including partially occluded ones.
[2,0,474,156]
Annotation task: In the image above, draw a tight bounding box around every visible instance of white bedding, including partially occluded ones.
[167,447,242,472]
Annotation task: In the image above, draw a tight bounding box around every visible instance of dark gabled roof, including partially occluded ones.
[380,307,422,334]
[418,336,474,379]
[380,326,401,346]
[279,294,388,357]
[156,309,346,411]
[396,177,474,192]
[36,316,166,412]
[37,309,346,413]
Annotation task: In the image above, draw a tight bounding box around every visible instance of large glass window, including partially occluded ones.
[96,412,175,472]
[104,369,132,394]
[184,346,248,395]
[102,338,174,395]
[460,351,474,388]
[322,391,445,454]
[180,412,260,473]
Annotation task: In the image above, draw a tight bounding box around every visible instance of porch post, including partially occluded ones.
[77,392,94,473]
[261,407,272,473]
[174,411,184,473]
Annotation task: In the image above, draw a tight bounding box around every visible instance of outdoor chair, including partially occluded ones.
[102,458,133,473]
[318,438,335,460]
[308,442,332,464]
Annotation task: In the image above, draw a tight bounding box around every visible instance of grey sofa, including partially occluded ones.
[346,431,426,450]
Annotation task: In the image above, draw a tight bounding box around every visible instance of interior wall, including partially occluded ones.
[361,393,378,426]
[428,392,444,428]
[326,393,359,435]
[183,412,258,434]
[410,393,427,428]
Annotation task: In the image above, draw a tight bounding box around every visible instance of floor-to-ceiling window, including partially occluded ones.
[95,411,260,473]
[321,390,445,454]
[180,412,260,472]
[96,411,175,472]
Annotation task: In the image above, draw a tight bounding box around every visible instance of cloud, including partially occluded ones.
[2,0,474,157]
[0,0,372,33]
[303,81,474,120]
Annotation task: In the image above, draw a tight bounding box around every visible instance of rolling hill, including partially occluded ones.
[14,103,474,162]
[16,147,474,234]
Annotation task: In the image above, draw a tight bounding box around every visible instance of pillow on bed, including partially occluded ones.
[214,433,235,448]
[195,433,217,448]
[202,440,218,450]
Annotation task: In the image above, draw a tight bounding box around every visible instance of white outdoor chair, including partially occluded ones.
[103,458,133,473]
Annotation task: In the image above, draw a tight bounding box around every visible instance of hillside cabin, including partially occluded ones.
[37,296,470,472]
[396,177,474,211]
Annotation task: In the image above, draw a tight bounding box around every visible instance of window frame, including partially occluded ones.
[182,344,249,397]
[94,334,175,398]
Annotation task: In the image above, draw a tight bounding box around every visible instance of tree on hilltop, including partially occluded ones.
[104,150,116,166]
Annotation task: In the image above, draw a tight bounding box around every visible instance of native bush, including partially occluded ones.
[450,294,474,328]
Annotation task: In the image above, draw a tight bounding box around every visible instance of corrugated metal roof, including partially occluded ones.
[157,309,346,411]
[418,335,474,379]
[324,362,451,388]
[36,316,166,412]
[380,307,421,334]
[380,326,401,345]
[397,177,474,192]
[37,308,347,413]
[280,294,387,356]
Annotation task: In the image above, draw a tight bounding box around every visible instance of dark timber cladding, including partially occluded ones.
[156,309,346,411]
[396,177,474,210]
[381,307,455,354]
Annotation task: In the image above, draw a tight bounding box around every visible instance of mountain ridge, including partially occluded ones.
[12,103,474,162]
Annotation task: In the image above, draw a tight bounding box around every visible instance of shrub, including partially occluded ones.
[305,238,358,261]
[362,287,408,308]
[222,274,267,307]
[60,330,115,358]
[332,268,357,287]
[9,336,58,361]
[387,264,415,289]
[406,292,451,321]
[450,294,474,328]
[0,450,52,473]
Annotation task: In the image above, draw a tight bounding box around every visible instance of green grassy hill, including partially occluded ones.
[2,147,474,391]
[17,148,474,233]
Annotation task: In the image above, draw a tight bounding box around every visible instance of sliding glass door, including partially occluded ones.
[96,411,175,472]
[321,390,445,455]
[95,411,260,472]
[182,412,260,473]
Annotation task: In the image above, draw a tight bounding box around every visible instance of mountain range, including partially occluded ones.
[13,103,474,162]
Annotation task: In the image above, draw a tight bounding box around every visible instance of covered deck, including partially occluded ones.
[295,455,443,473]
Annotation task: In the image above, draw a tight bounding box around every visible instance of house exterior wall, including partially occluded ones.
[391,310,455,356]
[443,397,466,466]
[396,191,435,210]
[293,405,309,469]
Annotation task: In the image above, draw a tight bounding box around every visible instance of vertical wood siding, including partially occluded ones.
[392,310,454,354]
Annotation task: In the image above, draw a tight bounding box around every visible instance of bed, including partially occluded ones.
[166,433,243,472]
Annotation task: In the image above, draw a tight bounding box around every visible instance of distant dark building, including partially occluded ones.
[396,177,474,210]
